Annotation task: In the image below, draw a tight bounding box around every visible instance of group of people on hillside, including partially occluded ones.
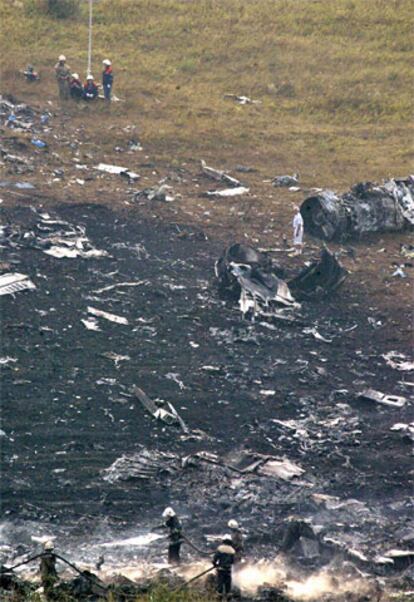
[54,55,114,102]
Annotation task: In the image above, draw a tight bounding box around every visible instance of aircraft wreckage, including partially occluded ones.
[300,176,414,241]
[215,243,347,317]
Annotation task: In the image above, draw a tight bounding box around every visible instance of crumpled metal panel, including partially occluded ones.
[301,176,414,240]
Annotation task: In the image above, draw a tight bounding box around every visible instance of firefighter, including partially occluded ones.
[83,75,99,101]
[228,519,244,563]
[213,534,235,599]
[39,540,58,599]
[54,55,71,100]
[162,507,182,565]
[69,73,83,100]
[102,59,114,101]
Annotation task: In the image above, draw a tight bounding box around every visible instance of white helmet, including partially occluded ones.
[162,507,176,519]
[228,519,239,529]
[103,59,112,66]
[72,73,79,80]
[44,540,54,551]
[86,74,94,80]
[58,55,66,62]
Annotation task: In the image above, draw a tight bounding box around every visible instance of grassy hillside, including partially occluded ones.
[0,0,412,186]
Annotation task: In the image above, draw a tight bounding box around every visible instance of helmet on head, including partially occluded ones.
[72,73,79,80]
[162,507,176,519]
[103,59,112,66]
[44,540,54,551]
[58,55,66,62]
[222,534,233,545]
[86,74,94,80]
[228,519,239,530]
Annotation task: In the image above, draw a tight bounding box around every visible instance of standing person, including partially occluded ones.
[213,535,235,599]
[83,75,99,101]
[69,73,83,100]
[102,59,113,101]
[292,205,304,255]
[54,55,71,100]
[162,507,182,565]
[40,540,58,599]
[228,519,244,563]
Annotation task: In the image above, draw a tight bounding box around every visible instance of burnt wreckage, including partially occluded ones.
[300,176,414,241]
[215,243,347,316]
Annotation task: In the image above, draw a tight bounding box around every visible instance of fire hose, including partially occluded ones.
[0,552,109,594]
[177,564,216,591]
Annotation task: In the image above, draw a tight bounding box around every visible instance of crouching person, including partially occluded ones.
[213,534,235,599]
[83,74,98,101]
[69,73,83,100]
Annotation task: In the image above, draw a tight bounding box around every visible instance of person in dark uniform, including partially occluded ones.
[69,73,83,100]
[40,540,58,599]
[162,507,182,565]
[83,75,99,101]
[213,534,235,599]
[228,519,244,563]
[102,59,114,101]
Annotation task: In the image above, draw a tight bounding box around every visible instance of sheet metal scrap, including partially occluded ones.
[358,389,407,408]
[289,248,347,299]
[132,386,189,432]
[300,176,414,240]
[0,272,36,296]
[102,446,179,483]
[200,160,241,187]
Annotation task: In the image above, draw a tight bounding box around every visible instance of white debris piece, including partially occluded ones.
[0,356,17,365]
[303,327,332,343]
[224,94,262,105]
[94,280,147,294]
[390,422,414,440]
[44,245,107,259]
[258,458,305,480]
[81,318,101,331]
[200,160,241,187]
[0,273,36,296]
[383,351,414,372]
[95,163,140,181]
[359,388,407,408]
[206,186,250,198]
[87,307,129,325]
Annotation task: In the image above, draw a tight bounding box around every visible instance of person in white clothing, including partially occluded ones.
[292,206,304,255]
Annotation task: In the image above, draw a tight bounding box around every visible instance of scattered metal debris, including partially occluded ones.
[289,248,347,299]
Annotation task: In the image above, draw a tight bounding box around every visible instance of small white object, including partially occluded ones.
[87,306,129,325]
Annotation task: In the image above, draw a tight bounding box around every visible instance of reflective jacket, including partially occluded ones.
[102,66,113,87]
[213,544,235,572]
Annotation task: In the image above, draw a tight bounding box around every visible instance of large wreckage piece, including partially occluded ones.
[300,176,414,240]
[289,247,348,299]
[215,244,347,314]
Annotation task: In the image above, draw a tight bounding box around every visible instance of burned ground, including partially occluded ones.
[0,201,413,598]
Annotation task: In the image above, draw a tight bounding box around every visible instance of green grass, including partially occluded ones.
[0,0,412,196]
